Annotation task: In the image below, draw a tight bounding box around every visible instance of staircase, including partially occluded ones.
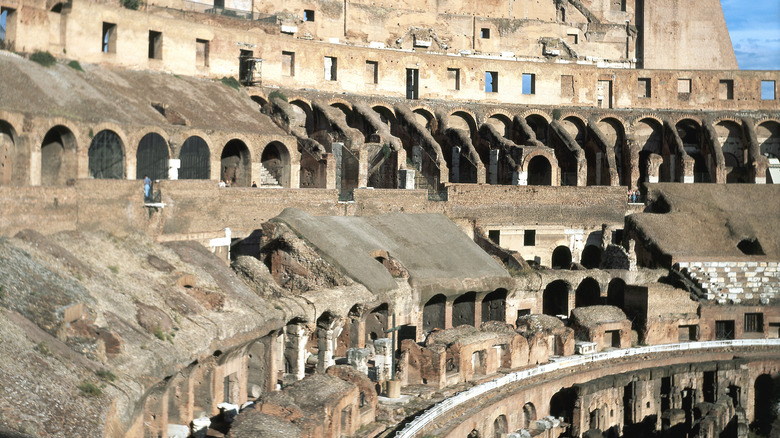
[676,261,779,303]
[259,164,281,187]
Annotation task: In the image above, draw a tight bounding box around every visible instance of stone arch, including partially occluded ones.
[486,113,512,139]
[423,294,446,332]
[580,244,603,269]
[575,277,601,308]
[607,278,626,308]
[715,119,747,183]
[136,132,170,181]
[752,374,776,434]
[550,387,577,424]
[676,119,710,182]
[260,141,291,187]
[40,124,78,186]
[329,98,352,112]
[525,113,550,144]
[492,414,508,438]
[757,120,780,160]
[372,105,396,128]
[481,289,507,323]
[221,139,251,187]
[522,402,537,429]
[179,136,211,179]
[449,110,478,137]
[289,99,315,135]
[635,118,668,184]
[250,95,268,109]
[524,150,557,186]
[543,280,571,316]
[562,115,587,147]
[453,292,477,327]
[597,117,628,186]
[412,107,436,132]
[0,119,18,185]
[89,129,125,179]
[551,245,572,269]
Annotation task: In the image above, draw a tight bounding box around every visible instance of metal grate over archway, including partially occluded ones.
[136,133,169,180]
[179,136,210,179]
[89,130,124,179]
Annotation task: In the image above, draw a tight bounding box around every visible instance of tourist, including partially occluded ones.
[252,181,257,188]
[143,175,151,200]
[219,179,226,188]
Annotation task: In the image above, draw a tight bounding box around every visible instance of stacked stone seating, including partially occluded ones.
[676,261,779,303]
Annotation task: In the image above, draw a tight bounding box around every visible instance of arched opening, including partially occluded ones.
[676,119,709,182]
[413,108,435,132]
[260,141,290,187]
[526,114,549,144]
[365,304,388,344]
[40,125,77,186]
[716,120,747,183]
[493,414,508,438]
[607,278,626,308]
[580,244,602,269]
[449,111,477,137]
[575,277,601,308]
[543,280,570,316]
[551,245,572,269]
[522,402,537,429]
[372,105,396,128]
[584,138,609,186]
[550,387,577,425]
[331,102,352,119]
[88,130,125,179]
[221,139,251,187]
[0,120,17,185]
[290,100,315,136]
[527,155,552,185]
[636,118,667,184]
[481,289,507,323]
[250,95,268,109]
[752,374,777,435]
[423,294,446,332]
[562,116,586,148]
[179,136,210,179]
[757,121,780,159]
[557,116,586,185]
[487,114,512,139]
[597,118,627,185]
[136,132,169,181]
[453,292,476,327]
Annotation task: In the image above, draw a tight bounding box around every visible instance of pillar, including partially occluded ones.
[332,142,343,193]
[373,338,393,381]
[357,148,369,188]
[451,146,461,183]
[489,149,499,185]
[347,347,371,375]
[169,158,180,180]
[285,324,308,381]
[399,169,415,189]
[317,321,342,374]
[595,152,603,185]
[412,145,423,170]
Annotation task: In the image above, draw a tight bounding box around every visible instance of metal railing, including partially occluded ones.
[394,339,780,438]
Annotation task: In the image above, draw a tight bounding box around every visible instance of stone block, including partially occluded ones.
[168,424,190,438]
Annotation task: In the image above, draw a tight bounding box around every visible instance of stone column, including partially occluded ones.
[357,148,369,188]
[169,158,180,180]
[489,149,499,185]
[398,169,415,189]
[412,145,423,170]
[325,153,337,190]
[347,347,371,375]
[595,152,603,185]
[332,142,343,193]
[373,338,393,381]
[317,322,342,374]
[451,146,461,183]
[285,324,308,381]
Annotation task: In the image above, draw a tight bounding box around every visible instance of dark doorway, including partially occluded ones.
[88,130,124,179]
[221,139,250,186]
[261,142,289,187]
[752,374,777,436]
[41,125,77,186]
[136,133,169,181]
[527,155,552,185]
[423,294,446,332]
[179,136,210,179]
[453,292,476,327]
[580,245,602,269]
[365,304,388,343]
[543,280,570,316]
[575,278,601,308]
[406,68,419,100]
[551,245,572,269]
[482,289,507,323]
[606,278,626,308]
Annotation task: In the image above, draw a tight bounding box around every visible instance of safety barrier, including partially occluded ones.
[395,339,780,437]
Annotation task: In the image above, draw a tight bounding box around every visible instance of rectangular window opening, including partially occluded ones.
[566,33,578,45]
[0,7,15,44]
[303,9,314,21]
[744,313,763,333]
[480,28,490,39]
[522,73,536,95]
[196,39,209,67]
[561,75,574,99]
[324,56,337,81]
[406,68,419,99]
[102,22,117,54]
[678,78,692,94]
[524,229,536,246]
[638,78,651,98]
[365,60,378,84]
[488,229,500,245]
[715,320,735,340]
[485,71,498,93]
[719,79,734,100]
[148,30,162,60]
[761,80,776,100]
[447,68,460,91]
[282,51,295,76]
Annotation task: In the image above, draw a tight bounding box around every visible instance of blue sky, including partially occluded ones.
[721,0,780,70]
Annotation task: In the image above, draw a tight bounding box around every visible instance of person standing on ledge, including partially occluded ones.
[143,175,152,201]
